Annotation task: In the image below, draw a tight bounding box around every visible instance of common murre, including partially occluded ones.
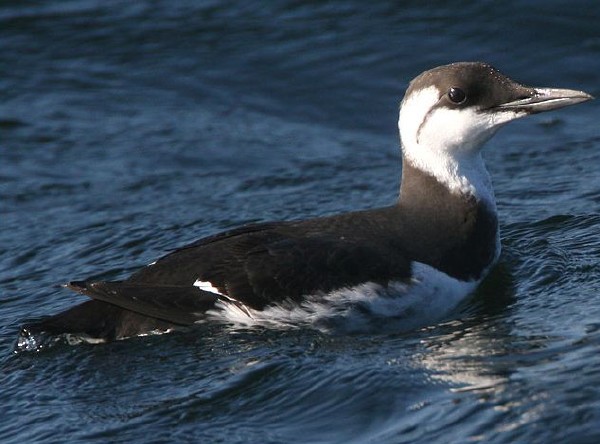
[19,62,593,345]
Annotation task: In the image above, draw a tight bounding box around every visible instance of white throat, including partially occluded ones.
[403,141,496,208]
[397,85,519,209]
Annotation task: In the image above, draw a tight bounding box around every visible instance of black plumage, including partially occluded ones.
[21,161,496,340]
[20,62,590,343]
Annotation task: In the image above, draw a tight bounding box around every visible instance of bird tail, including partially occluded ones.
[17,280,219,351]
[18,299,179,351]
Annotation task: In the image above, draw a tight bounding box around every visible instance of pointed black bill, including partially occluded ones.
[495,87,593,114]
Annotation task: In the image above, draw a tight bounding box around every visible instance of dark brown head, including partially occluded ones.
[398,62,592,201]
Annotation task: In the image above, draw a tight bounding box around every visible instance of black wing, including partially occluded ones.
[66,281,218,325]
[25,210,413,341]
[121,210,412,310]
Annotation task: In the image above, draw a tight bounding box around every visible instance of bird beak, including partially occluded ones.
[495,87,594,114]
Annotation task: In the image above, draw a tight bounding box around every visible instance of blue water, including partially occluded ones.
[2,1,600,442]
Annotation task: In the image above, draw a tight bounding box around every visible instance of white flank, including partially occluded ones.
[205,263,481,334]
[193,279,223,296]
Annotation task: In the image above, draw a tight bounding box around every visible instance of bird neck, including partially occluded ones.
[396,156,500,281]
[399,146,496,212]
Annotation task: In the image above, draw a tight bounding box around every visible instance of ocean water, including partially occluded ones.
[1,1,600,442]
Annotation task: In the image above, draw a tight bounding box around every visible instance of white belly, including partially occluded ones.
[205,262,481,334]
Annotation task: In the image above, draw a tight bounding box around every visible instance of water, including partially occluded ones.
[1,1,600,442]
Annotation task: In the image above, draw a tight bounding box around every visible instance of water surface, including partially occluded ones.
[1,1,600,443]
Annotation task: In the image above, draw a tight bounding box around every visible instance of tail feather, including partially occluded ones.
[19,281,220,344]
[65,281,218,325]
[20,300,178,342]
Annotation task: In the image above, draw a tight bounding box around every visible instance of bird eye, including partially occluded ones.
[448,87,467,104]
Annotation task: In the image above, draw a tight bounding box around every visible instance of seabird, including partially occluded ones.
[19,62,593,345]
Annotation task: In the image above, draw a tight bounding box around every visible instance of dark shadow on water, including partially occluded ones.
[469,259,518,317]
